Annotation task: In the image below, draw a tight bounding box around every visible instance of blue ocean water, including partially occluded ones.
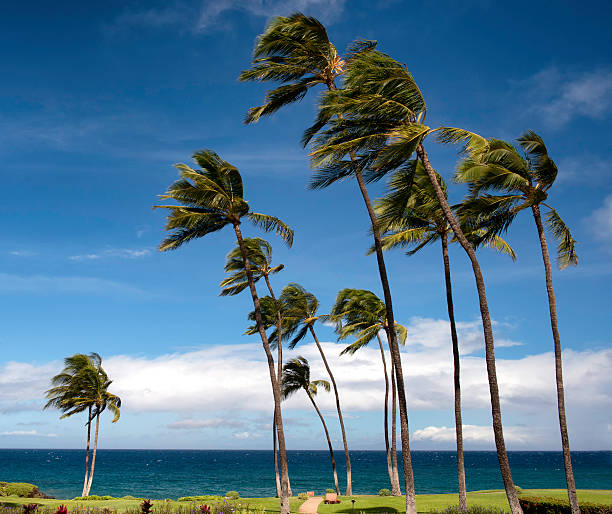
[0,450,610,500]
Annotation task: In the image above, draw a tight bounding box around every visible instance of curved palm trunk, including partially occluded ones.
[391,357,400,493]
[264,275,292,498]
[234,223,290,514]
[307,390,340,495]
[531,205,579,514]
[308,326,352,496]
[378,332,401,495]
[81,406,92,497]
[352,168,416,513]
[441,234,467,510]
[417,144,521,514]
[85,410,100,496]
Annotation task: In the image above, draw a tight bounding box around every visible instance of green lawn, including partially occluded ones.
[1,490,611,513]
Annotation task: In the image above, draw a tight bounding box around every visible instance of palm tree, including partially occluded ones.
[45,353,121,496]
[455,132,579,514]
[220,238,289,497]
[327,288,406,495]
[155,150,294,514]
[281,357,338,494]
[278,283,353,494]
[308,46,522,513]
[375,161,516,509]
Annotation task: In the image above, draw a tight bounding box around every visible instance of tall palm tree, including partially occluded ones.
[278,283,353,494]
[455,132,579,514]
[308,46,522,513]
[327,288,406,496]
[240,13,385,500]
[221,238,289,497]
[281,357,338,494]
[45,353,121,496]
[155,150,294,514]
[375,162,516,509]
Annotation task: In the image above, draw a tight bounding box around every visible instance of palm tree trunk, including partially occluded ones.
[307,390,340,495]
[81,406,92,497]
[352,167,416,513]
[531,205,579,514]
[441,233,467,510]
[378,333,401,495]
[417,144,521,514]
[264,275,290,498]
[308,326,352,496]
[85,410,100,496]
[234,223,290,514]
[391,357,400,494]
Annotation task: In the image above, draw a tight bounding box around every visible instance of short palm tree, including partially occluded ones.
[221,238,288,497]
[156,150,294,514]
[308,47,522,513]
[45,353,120,496]
[455,132,579,514]
[279,283,352,493]
[281,357,337,494]
[375,161,516,509]
[328,288,407,495]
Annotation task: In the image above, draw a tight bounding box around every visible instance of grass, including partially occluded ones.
[1,490,611,513]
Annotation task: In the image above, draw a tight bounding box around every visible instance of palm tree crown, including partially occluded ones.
[281,356,330,399]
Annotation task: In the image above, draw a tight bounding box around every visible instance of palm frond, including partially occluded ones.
[247,213,294,247]
[545,207,578,269]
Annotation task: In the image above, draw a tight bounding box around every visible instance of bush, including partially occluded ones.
[5,483,37,497]
[0,482,7,497]
[178,495,222,502]
[326,489,336,494]
[520,496,612,514]
[73,495,116,501]
[379,489,391,496]
[298,493,308,500]
[432,506,508,514]
[224,491,240,500]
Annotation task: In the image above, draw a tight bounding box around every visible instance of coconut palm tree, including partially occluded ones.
[45,353,121,496]
[327,288,406,495]
[281,357,338,494]
[155,150,294,514]
[307,45,522,513]
[220,238,289,497]
[277,283,353,493]
[455,132,579,514]
[375,161,516,509]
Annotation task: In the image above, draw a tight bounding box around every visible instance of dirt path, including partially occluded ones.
[298,496,323,514]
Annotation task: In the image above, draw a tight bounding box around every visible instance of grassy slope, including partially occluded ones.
[1,490,611,513]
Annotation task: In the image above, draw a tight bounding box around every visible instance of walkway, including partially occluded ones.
[298,496,323,514]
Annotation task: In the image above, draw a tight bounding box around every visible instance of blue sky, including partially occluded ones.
[0,0,611,451]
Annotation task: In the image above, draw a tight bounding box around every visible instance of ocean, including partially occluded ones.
[0,450,610,500]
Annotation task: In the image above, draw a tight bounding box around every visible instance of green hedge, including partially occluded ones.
[2,482,38,497]
[520,496,612,514]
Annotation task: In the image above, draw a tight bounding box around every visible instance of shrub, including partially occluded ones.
[379,489,391,496]
[200,505,211,514]
[140,499,153,514]
[431,506,508,514]
[520,496,612,514]
[74,495,116,501]
[55,506,68,514]
[326,489,336,494]
[5,483,38,497]
[0,482,6,497]
[225,491,240,500]
[179,495,223,502]
[22,505,38,514]
[298,493,308,500]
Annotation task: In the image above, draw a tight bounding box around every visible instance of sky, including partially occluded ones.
[0,0,611,452]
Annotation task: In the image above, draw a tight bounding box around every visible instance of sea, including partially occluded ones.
[0,450,610,500]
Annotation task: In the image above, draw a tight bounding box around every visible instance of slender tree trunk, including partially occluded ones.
[264,275,291,498]
[307,390,340,495]
[85,411,100,496]
[308,326,352,496]
[352,168,416,513]
[234,223,290,514]
[377,333,394,492]
[441,234,467,510]
[531,205,579,514]
[417,144,521,514]
[391,355,400,492]
[81,406,92,497]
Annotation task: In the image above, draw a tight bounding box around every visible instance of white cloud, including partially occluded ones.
[9,250,36,257]
[233,431,260,440]
[69,248,152,261]
[587,195,612,243]
[0,430,57,437]
[413,425,534,446]
[520,68,612,127]
[168,418,244,429]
